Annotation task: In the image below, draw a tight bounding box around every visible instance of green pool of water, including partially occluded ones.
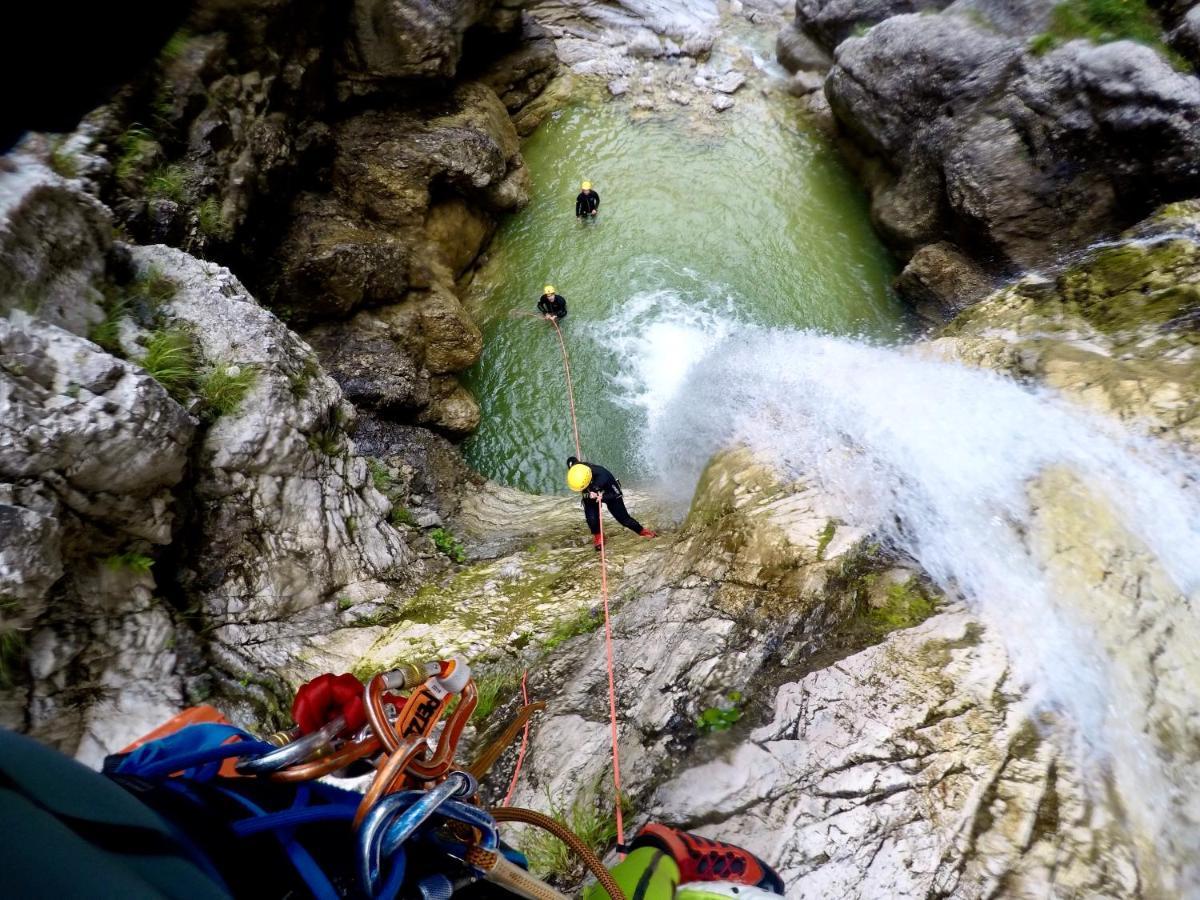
[462,90,910,494]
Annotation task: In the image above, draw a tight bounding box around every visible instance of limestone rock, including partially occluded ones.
[608,79,629,97]
[893,240,993,321]
[795,0,953,49]
[787,70,824,95]
[0,160,111,336]
[1169,6,1200,68]
[712,95,735,111]
[826,11,1200,268]
[712,71,746,94]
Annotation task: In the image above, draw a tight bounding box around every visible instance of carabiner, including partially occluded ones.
[236,715,345,775]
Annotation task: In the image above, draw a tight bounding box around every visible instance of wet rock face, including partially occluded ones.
[931,202,1200,452]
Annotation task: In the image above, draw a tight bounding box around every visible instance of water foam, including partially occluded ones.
[619,325,1200,883]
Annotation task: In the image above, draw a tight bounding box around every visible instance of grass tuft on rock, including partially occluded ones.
[197,196,232,240]
[521,783,624,882]
[48,137,79,178]
[471,669,521,724]
[198,362,256,420]
[115,126,158,183]
[141,327,198,400]
[146,164,188,202]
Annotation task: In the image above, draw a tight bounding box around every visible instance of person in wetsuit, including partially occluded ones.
[576,181,600,218]
[566,456,657,550]
[537,285,567,320]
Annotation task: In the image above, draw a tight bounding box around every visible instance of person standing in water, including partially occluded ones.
[566,456,657,550]
[538,285,567,321]
[576,181,600,219]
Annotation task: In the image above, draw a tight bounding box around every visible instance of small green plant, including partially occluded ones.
[198,362,256,420]
[345,516,358,537]
[141,327,197,399]
[197,196,232,240]
[521,783,622,881]
[0,631,26,689]
[48,137,79,178]
[543,605,601,650]
[696,691,743,734]
[429,527,467,564]
[1030,0,1183,66]
[146,164,187,202]
[816,519,838,561]
[115,126,157,183]
[103,551,155,574]
[337,596,355,611]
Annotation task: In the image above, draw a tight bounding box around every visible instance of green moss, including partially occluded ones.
[543,605,601,649]
[367,458,393,493]
[198,362,256,420]
[1030,0,1184,67]
[861,578,937,638]
[141,327,198,400]
[336,596,355,611]
[146,164,188,202]
[103,551,155,574]
[430,527,467,564]
[48,137,79,178]
[815,519,838,561]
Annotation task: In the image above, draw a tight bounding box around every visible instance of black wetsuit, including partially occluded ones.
[578,463,644,535]
[537,293,567,319]
[576,190,600,217]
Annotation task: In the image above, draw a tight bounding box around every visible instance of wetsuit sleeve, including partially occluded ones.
[537,296,551,314]
[591,192,600,212]
[576,194,586,216]
[555,295,567,317]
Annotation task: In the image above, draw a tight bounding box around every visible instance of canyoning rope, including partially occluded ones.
[549,316,583,461]
[525,312,625,850]
[501,670,531,807]
[597,510,626,851]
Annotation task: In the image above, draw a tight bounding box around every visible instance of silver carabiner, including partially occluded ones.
[236,715,346,775]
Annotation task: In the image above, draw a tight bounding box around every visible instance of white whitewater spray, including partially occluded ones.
[596,305,1200,884]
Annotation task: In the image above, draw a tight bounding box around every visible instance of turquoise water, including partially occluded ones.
[462,92,911,493]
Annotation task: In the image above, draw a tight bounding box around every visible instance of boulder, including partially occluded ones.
[795,0,953,49]
[1169,6,1200,67]
[776,24,833,73]
[347,0,496,80]
[893,240,993,321]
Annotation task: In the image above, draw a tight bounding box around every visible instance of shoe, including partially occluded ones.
[630,824,784,894]
[639,529,658,538]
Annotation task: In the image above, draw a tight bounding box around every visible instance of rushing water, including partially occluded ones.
[462,93,909,492]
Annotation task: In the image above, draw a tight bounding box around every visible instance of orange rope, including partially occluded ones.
[598,511,626,851]
[525,308,625,850]
[501,670,531,807]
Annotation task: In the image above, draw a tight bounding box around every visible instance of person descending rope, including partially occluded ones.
[576,181,600,219]
[567,456,657,550]
[538,284,567,321]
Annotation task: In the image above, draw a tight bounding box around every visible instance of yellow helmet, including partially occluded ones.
[567,463,593,492]
[581,181,592,190]
[543,284,556,295]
